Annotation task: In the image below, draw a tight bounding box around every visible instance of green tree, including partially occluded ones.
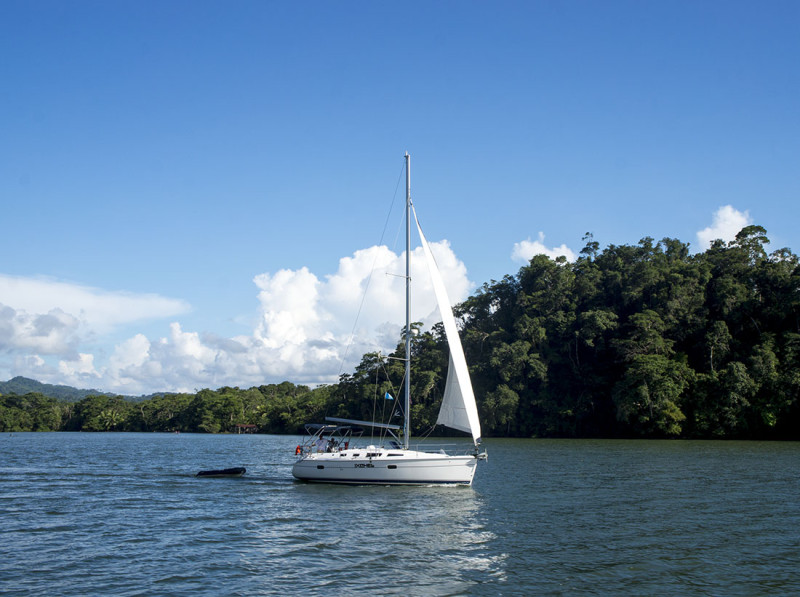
[613,355,690,436]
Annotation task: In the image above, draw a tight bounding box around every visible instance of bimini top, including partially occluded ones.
[325,416,401,431]
[304,423,365,435]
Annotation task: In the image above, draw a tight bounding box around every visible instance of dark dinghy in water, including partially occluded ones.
[196,467,246,478]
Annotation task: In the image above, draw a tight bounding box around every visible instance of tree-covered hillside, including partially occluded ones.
[3,225,799,439]
[459,225,799,438]
[0,376,120,401]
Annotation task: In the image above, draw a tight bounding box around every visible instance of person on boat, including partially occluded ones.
[316,437,330,452]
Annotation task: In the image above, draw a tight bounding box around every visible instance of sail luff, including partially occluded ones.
[412,207,482,445]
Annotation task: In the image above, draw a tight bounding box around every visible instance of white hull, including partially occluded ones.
[292,448,478,485]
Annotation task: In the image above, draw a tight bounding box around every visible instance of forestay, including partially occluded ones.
[413,207,482,446]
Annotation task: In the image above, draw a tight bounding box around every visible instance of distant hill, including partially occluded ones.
[0,376,132,401]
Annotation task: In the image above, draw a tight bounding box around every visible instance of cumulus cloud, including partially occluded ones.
[696,205,752,250]
[0,305,81,355]
[59,353,99,379]
[0,275,190,391]
[512,232,577,263]
[2,240,473,395]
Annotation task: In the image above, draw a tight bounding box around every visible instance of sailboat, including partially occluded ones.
[291,153,486,485]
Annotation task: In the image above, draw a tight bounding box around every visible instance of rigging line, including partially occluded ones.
[368,353,398,444]
[337,159,408,378]
[378,356,401,439]
[370,357,379,443]
[418,424,437,441]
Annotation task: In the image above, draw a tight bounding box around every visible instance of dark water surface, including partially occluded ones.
[2,433,798,595]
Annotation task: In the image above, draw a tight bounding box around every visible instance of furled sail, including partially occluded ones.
[413,207,482,445]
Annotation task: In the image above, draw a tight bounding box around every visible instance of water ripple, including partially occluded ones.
[2,434,799,595]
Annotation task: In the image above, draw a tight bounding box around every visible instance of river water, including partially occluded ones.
[2,433,798,596]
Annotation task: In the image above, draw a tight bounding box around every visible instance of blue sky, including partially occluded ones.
[1,1,798,394]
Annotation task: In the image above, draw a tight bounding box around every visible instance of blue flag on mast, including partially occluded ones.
[385,392,394,400]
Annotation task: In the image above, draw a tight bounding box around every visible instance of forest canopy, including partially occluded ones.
[2,225,799,439]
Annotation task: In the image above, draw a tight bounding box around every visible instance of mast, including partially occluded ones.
[404,152,411,450]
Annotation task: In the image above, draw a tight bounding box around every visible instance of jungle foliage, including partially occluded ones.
[2,226,799,439]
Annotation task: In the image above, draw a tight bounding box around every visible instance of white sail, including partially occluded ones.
[413,207,482,445]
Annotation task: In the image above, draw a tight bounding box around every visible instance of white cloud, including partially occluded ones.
[254,267,322,349]
[0,275,190,335]
[59,353,100,379]
[696,205,752,250]
[512,232,577,263]
[0,305,81,355]
[0,241,473,395]
[0,275,189,392]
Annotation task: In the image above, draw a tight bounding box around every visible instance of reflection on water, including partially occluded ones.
[1,433,799,595]
[241,477,503,594]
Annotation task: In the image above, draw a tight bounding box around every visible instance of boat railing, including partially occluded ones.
[295,440,479,457]
[409,442,478,456]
